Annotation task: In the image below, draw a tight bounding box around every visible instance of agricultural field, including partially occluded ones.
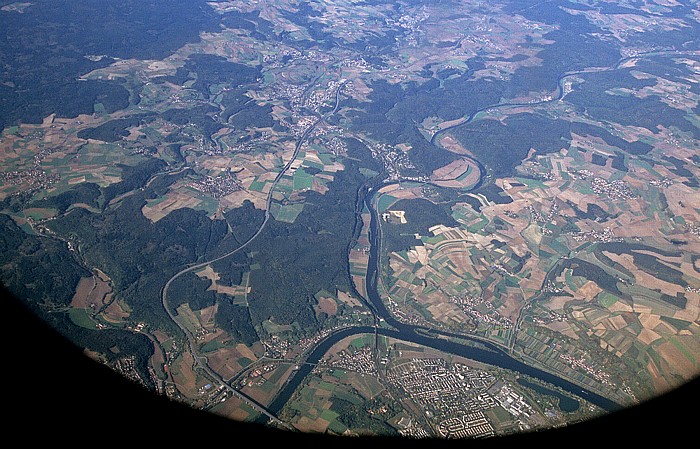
[349,204,372,299]
[1,0,699,441]
[377,116,700,401]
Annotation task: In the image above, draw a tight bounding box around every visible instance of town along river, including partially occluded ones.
[267,188,621,418]
[267,52,697,422]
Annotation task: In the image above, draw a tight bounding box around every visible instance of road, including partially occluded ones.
[159,79,347,429]
[156,48,688,427]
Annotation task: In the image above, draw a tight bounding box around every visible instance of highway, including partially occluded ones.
[159,79,347,429]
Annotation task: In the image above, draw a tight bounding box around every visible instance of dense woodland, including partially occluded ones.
[239,137,382,337]
[0,0,219,131]
[0,214,156,386]
[382,198,459,254]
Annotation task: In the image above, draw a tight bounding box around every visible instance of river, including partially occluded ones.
[261,57,666,417]
[169,53,695,422]
[267,187,621,416]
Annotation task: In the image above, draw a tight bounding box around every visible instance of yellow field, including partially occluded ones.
[142,188,203,222]
[430,157,481,189]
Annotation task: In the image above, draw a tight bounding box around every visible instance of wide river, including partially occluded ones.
[267,188,621,416]
[161,49,693,427]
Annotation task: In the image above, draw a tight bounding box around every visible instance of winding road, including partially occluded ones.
[157,49,694,428]
[159,80,347,429]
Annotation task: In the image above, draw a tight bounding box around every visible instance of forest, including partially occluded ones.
[0,0,218,131]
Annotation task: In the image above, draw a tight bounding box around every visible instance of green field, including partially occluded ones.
[359,167,380,178]
[317,152,336,165]
[467,217,489,233]
[597,291,621,308]
[270,202,305,223]
[377,194,398,213]
[68,308,99,330]
[455,165,473,183]
[248,178,268,192]
[302,159,324,171]
[293,168,314,190]
[201,340,223,352]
